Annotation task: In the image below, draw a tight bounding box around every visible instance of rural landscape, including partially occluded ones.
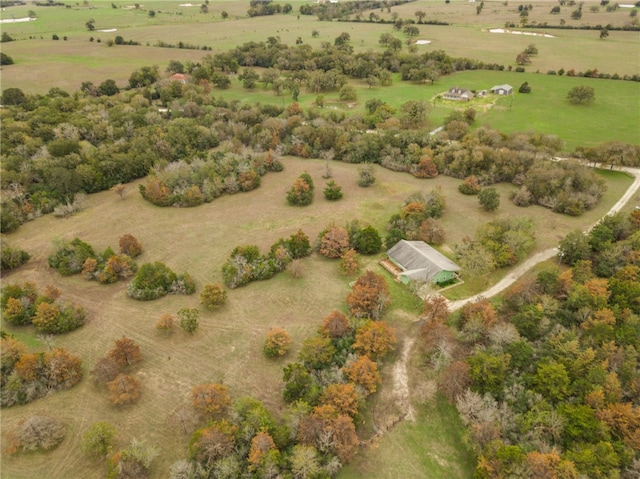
[1,0,639,478]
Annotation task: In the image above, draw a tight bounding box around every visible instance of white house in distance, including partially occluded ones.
[443,86,474,101]
[385,240,461,286]
[490,84,513,95]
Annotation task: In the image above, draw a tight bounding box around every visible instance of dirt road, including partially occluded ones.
[391,165,640,424]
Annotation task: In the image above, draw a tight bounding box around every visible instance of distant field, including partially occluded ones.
[1,0,638,94]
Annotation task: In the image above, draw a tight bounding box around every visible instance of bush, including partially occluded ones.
[263,328,292,358]
[7,415,65,454]
[478,187,500,211]
[48,238,96,276]
[323,180,343,200]
[178,308,199,333]
[200,283,227,310]
[357,164,376,187]
[1,240,29,271]
[287,173,314,206]
[352,225,382,255]
[119,234,142,257]
[127,262,184,300]
[459,176,482,195]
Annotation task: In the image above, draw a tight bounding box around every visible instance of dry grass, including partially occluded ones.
[0,158,631,478]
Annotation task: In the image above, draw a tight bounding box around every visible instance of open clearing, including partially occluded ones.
[0,157,634,478]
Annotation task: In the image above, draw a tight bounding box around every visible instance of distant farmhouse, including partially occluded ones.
[443,86,474,101]
[490,84,513,95]
[385,240,461,286]
[170,73,188,84]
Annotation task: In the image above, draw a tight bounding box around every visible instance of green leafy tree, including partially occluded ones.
[323,180,343,200]
[178,308,199,333]
[558,230,592,266]
[200,283,227,310]
[478,187,500,211]
[352,225,382,255]
[81,421,117,460]
[567,85,595,104]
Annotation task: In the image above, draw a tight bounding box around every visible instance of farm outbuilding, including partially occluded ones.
[490,84,513,95]
[386,240,461,285]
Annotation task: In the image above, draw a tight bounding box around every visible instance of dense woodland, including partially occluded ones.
[1,26,640,479]
[423,210,640,479]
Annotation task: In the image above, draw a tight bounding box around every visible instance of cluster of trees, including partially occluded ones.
[433,130,608,215]
[424,209,640,478]
[386,189,446,246]
[247,0,292,17]
[222,230,311,288]
[299,0,413,20]
[558,211,640,277]
[48,234,142,284]
[90,337,143,407]
[317,221,383,259]
[1,281,86,334]
[0,334,83,407]
[127,262,195,300]
[140,148,282,207]
[456,217,537,277]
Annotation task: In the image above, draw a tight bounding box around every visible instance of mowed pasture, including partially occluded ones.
[1,0,639,94]
[0,156,635,478]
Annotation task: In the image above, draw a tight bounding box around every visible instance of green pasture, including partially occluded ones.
[339,395,475,479]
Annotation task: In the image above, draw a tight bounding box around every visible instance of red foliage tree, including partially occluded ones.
[319,225,350,259]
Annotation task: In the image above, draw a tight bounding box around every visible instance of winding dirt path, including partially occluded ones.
[390,165,640,425]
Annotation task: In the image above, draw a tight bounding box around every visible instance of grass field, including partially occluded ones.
[0,157,634,478]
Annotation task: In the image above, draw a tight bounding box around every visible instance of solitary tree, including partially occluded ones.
[567,85,595,104]
[108,337,141,368]
[81,421,117,460]
[200,283,227,310]
[178,308,199,333]
[263,328,292,358]
[478,188,500,211]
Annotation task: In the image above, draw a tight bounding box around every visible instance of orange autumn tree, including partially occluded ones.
[191,383,231,421]
[319,383,360,418]
[321,310,350,339]
[108,337,142,368]
[346,271,391,320]
[343,355,381,395]
[352,320,397,360]
[248,431,278,470]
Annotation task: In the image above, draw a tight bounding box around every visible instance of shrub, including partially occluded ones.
[127,262,179,300]
[479,187,500,211]
[318,225,351,259]
[351,225,382,255]
[7,415,65,454]
[339,249,360,276]
[81,421,117,460]
[287,173,314,206]
[1,240,29,271]
[357,164,376,187]
[48,238,96,276]
[323,180,343,200]
[459,176,482,195]
[200,283,227,310]
[119,234,142,257]
[178,308,199,333]
[263,328,292,358]
[155,314,175,334]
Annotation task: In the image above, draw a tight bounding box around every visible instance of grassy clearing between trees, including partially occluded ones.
[0,157,633,478]
[339,395,475,479]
